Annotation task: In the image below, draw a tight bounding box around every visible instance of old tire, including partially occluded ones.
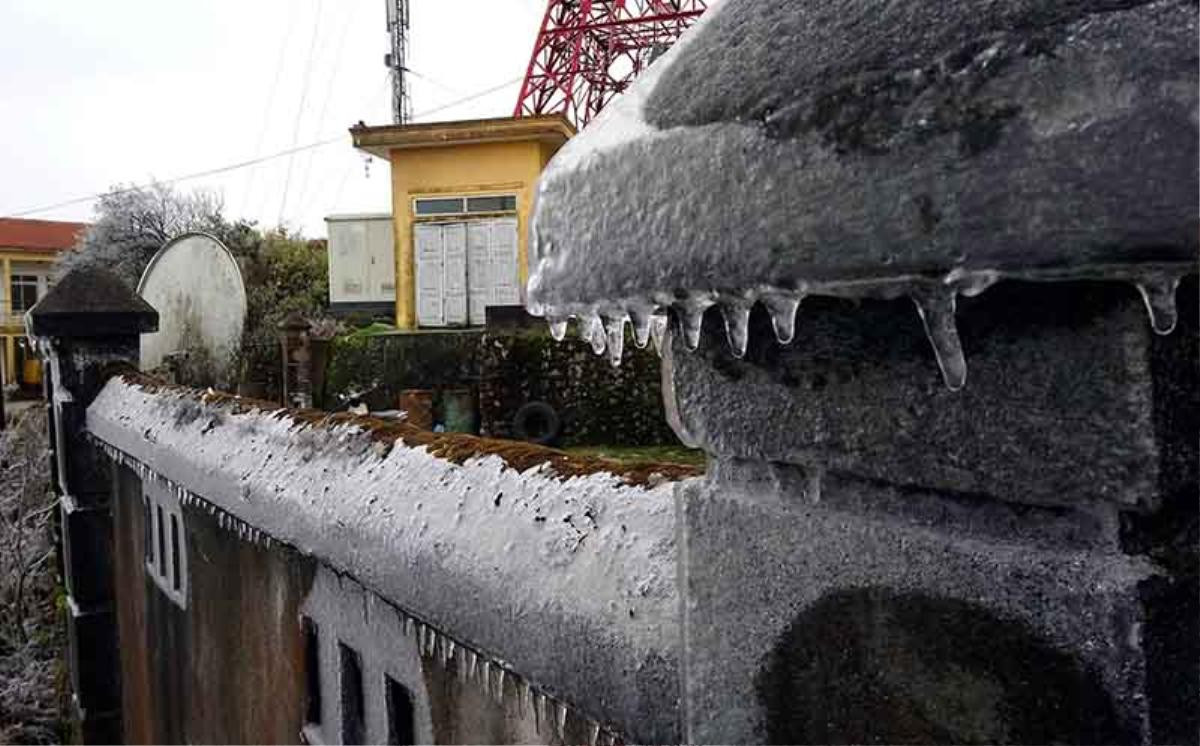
[512,401,561,445]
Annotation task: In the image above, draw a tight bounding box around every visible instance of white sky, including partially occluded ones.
[0,0,547,237]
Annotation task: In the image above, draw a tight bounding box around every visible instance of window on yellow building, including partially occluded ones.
[10,275,39,314]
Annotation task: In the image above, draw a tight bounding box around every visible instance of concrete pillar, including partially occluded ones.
[665,279,1197,744]
[28,269,158,744]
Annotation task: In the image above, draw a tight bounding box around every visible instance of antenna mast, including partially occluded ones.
[385,0,411,123]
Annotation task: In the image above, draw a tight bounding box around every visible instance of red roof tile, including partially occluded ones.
[0,218,88,254]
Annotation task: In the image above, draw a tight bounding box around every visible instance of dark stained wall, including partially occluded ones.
[111,461,316,744]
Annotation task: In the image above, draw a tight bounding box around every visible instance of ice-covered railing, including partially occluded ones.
[526,0,1197,390]
[86,374,697,743]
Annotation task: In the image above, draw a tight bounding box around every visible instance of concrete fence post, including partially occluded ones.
[28,268,158,744]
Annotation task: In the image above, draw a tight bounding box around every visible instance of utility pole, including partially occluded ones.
[384,0,411,124]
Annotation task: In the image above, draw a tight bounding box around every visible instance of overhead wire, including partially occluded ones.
[291,0,361,226]
[239,1,300,217]
[0,75,527,221]
[276,0,326,226]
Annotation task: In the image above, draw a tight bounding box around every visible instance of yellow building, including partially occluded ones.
[351,115,574,329]
[0,218,86,386]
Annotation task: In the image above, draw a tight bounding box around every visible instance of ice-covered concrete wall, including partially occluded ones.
[87,375,696,743]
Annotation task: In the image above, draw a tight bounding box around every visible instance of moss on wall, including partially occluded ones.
[479,328,678,447]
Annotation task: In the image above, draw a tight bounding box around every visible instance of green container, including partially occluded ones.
[441,387,477,434]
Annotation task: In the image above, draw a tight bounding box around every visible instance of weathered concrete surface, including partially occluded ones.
[528,0,1197,312]
[89,378,691,743]
[677,472,1152,743]
[137,232,247,382]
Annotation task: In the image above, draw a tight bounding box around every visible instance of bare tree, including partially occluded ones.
[55,181,234,289]
[0,407,63,744]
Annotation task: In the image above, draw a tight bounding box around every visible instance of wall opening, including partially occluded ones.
[339,642,366,745]
[143,496,152,563]
[303,617,322,725]
[385,675,415,745]
[757,588,1130,744]
[156,505,166,578]
[170,514,181,591]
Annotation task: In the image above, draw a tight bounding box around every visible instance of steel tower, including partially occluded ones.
[385,0,411,124]
[514,0,707,128]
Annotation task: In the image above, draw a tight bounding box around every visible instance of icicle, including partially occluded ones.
[945,268,999,298]
[547,315,568,342]
[534,693,546,734]
[556,701,568,735]
[649,313,668,356]
[447,640,456,662]
[519,680,532,716]
[467,650,478,680]
[481,660,491,692]
[1137,275,1181,335]
[762,292,802,344]
[913,290,967,391]
[590,723,601,746]
[604,314,627,367]
[402,615,412,636]
[628,305,654,349]
[719,299,752,358]
[495,669,506,701]
[584,313,606,355]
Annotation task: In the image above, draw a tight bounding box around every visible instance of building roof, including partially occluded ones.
[0,218,88,254]
[351,114,575,159]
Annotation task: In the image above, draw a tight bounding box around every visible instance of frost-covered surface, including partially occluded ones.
[87,377,689,742]
[527,0,1197,388]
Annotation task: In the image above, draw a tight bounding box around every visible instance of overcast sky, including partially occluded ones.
[0,0,547,237]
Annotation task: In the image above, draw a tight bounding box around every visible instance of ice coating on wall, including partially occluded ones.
[525,0,1198,387]
[86,377,690,742]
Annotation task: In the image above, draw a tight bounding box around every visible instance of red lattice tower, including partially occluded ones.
[514,0,708,128]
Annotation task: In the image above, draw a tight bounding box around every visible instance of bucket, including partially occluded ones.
[398,389,434,430]
[22,357,42,387]
[441,387,477,433]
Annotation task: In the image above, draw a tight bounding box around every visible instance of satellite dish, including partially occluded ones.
[137,232,247,383]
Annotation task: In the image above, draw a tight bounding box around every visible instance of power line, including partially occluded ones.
[1,76,526,221]
[277,0,326,225]
[239,3,300,217]
[292,0,361,226]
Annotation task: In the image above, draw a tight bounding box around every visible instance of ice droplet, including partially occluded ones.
[762,292,802,344]
[604,315,626,367]
[720,300,752,358]
[913,291,967,391]
[650,313,669,356]
[1137,276,1181,335]
[547,315,568,341]
[629,305,653,348]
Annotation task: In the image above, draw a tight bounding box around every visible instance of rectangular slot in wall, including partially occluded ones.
[339,642,366,745]
[303,618,321,725]
[170,514,181,591]
[385,675,415,745]
[156,505,166,578]
[143,497,152,564]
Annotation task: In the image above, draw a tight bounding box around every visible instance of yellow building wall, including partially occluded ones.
[388,139,559,329]
[0,251,56,386]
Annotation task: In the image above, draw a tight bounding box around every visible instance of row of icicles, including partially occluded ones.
[537,271,1185,391]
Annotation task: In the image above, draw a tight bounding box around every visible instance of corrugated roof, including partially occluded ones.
[0,218,88,253]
